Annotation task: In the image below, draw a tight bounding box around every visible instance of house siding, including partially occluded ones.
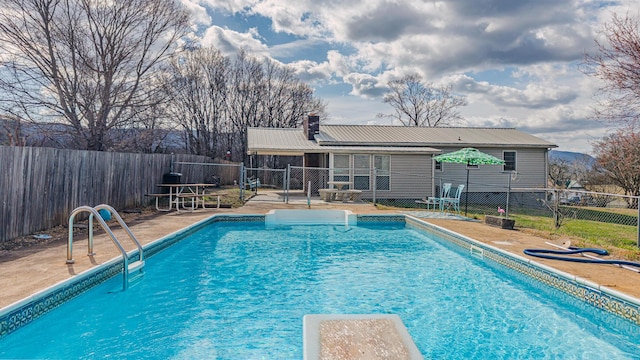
[372,154,432,199]
[434,147,548,192]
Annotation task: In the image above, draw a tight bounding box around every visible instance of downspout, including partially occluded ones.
[544,148,549,188]
[431,154,436,198]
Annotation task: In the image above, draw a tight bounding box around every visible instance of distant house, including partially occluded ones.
[561,180,587,203]
[247,116,557,199]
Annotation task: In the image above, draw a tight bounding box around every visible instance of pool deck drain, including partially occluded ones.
[304,314,423,360]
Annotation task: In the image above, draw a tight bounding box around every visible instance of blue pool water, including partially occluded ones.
[2,221,640,359]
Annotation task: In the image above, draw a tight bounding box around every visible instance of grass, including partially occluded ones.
[506,213,640,260]
[383,201,640,261]
[212,186,250,209]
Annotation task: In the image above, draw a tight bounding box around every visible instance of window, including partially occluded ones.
[374,155,390,191]
[330,154,391,191]
[333,154,350,182]
[503,151,516,172]
[353,154,370,190]
[435,160,442,171]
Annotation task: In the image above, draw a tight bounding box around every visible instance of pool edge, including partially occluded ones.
[403,215,640,327]
[2,213,639,339]
[0,213,266,339]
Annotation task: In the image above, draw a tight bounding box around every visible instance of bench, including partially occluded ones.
[199,190,221,209]
[343,189,362,201]
[146,191,220,212]
[176,192,199,211]
[176,191,222,211]
[145,193,172,212]
[145,192,195,212]
[318,189,363,202]
[318,188,335,202]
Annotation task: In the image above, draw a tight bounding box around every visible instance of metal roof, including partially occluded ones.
[314,125,556,147]
[247,128,440,155]
[247,125,556,155]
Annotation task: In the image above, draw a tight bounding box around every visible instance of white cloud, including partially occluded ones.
[199,0,255,14]
[342,73,387,98]
[193,0,637,154]
[181,0,211,26]
[455,76,579,110]
[200,26,269,56]
[288,59,331,83]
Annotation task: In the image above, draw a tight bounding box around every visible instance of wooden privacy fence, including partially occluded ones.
[0,146,212,242]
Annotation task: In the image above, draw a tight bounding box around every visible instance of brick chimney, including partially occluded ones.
[304,114,320,140]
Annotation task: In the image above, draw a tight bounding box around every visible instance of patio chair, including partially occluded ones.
[442,184,464,214]
[416,183,451,211]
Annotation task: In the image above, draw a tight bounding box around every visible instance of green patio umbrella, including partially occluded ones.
[433,147,505,216]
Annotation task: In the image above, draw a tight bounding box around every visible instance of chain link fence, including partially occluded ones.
[531,188,640,226]
[287,166,329,193]
[374,171,639,229]
[180,162,639,244]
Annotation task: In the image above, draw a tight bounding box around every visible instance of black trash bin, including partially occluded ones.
[162,172,182,193]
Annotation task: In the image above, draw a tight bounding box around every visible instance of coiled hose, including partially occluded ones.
[523,247,640,269]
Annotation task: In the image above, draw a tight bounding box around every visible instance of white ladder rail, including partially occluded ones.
[66,205,145,290]
[92,204,145,264]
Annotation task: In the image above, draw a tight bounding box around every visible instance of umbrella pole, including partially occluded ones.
[464,168,469,216]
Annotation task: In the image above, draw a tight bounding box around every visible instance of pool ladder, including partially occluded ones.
[66,204,145,290]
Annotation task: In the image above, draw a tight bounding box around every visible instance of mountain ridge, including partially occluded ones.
[549,150,596,165]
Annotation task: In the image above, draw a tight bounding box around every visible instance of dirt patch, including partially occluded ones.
[0,207,162,261]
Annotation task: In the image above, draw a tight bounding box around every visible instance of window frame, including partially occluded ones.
[353,154,371,191]
[329,153,392,191]
[331,154,351,182]
[374,155,391,191]
[503,150,516,172]
[434,160,442,172]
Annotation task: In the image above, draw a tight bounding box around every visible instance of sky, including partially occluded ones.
[182,0,640,155]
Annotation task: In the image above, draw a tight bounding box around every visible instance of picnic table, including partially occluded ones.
[319,181,362,202]
[327,181,352,191]
[146,183,220,213]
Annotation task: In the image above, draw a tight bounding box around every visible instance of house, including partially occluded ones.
[247,115,557,200]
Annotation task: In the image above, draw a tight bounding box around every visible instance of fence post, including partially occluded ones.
[553,189,560,229]
[239,162,244,200]
[506,172,511,218]
[637,194,639,248]
[372,168,377,204]
[285,164,290,203]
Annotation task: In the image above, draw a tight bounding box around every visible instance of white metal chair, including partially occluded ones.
[416,183,451,211]
[442,184,464,213]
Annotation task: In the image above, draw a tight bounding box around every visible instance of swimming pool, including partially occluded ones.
[1,216,640,358]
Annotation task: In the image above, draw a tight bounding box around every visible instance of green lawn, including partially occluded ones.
[508,213,640,259]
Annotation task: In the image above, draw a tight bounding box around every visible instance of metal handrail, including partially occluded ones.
[66,205,144,290]
[92,204,144,263]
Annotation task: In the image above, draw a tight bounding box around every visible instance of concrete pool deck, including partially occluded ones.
[1,193,639,310]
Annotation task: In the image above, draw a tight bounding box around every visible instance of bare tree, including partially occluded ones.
[163,48,325,161]
[0,0,190,150]
[548,158,574,188]
[378,74,467,127]
[583,13,640,126]
[168,47,230,157]
[227,50,325,162]
[592,126,640,208]
[227,50,264,161]
[0,115,27,146]
[259,61,326,129]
